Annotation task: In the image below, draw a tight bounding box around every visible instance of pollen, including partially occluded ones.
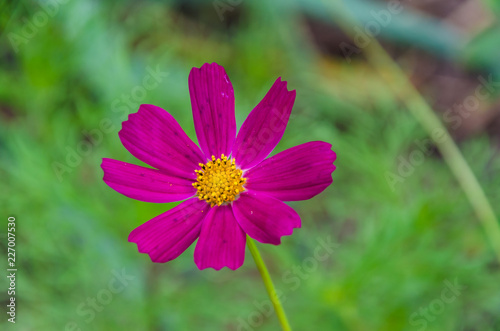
[192,154,247,207]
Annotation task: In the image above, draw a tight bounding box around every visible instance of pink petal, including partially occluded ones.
[232,78,296,170]
[189,63,236,159]
[244,141,336,201]
[232,191,301,245]
[119,104,205,180]
[101,158,196,203]
[128,198,210,263]
[194,205,246,270]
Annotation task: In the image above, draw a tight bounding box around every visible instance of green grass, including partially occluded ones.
[1,0,500,330]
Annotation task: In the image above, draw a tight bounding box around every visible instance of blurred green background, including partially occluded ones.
[1,0,500,330]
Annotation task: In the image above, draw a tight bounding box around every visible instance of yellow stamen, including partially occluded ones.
[192,155,246,207]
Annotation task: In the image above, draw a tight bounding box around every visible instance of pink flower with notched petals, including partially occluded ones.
[101,63,336,270]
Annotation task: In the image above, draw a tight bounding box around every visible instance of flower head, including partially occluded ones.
[101,63,336,270]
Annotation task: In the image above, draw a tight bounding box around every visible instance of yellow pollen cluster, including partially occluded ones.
[192,154,246,207]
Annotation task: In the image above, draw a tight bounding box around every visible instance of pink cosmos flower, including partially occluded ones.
[101,63,336,270]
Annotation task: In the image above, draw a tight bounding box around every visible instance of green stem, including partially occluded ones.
[247,236,292,331]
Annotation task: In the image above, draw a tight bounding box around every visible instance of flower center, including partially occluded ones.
[192,154,246,207]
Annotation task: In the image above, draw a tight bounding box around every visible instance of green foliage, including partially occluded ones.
[1,0,499,330]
